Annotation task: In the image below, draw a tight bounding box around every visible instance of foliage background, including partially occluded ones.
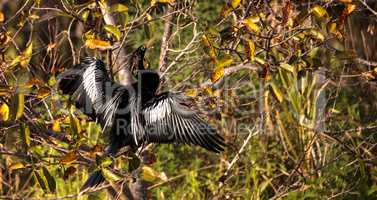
[1,0,377,199]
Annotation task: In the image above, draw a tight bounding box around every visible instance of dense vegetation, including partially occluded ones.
[1,0,377,199]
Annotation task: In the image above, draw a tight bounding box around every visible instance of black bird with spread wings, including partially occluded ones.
[57,46,225,191]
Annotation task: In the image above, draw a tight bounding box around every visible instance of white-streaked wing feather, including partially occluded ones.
[140,93,224,152]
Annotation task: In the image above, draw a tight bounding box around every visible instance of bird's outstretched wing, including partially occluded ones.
[139,92,225,152]
[58,57,125,131]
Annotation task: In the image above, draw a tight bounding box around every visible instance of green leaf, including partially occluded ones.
[270,82,284,103]
[326,38,345,51]
[20,123,30,147]
[42,167,56,193]
[69,111,81,136]
[104,25,121,41]
[34,171,47,192]
[279,63,294,73]
[96,155,113,168]
[11,92,24,120]
[110,3,128,13]
[101,168,121,182]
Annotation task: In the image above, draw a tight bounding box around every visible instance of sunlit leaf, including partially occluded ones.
[101,168,121,181]
[52,120,61,132]
[20,123,30,147]
[242,17,260,32]
[42,167,56,192]
[202,34,217,61]
[185,89,198,98]
[231,0,241,9]
[270,82,284,103]
[9,162,25,170]
[211,66,225,83]
[110,3,128,13]
[309,29,325,41]
[280,63,294,73]
[60,151,78,164]
[0,103,9,121]
[104,25,121,41]
[11,92,24,120]
[69,111,81,136]
[20,43,33,67]
[96,155,113,168]
[311,5,328,18]
[85,38,112,50]
[141,166,167,182]
[216,55,233,69]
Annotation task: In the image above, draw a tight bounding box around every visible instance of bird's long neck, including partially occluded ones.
[135,70,160,103]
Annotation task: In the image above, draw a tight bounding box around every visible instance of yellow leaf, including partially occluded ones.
[216,55,233,68]
[311,5,328,18]
[20,43,33,67]
[246,39,255,62]
[52,120,61,132]
[211,66,225,83]
[60,151,78,164]
[11,93,24,120]
[270,82,284,103]
[310,29,325,41]
[327,22,337,34]
[141,166,166,182]
[9,56,21,68]
[102,168,122,181]
[0,103,9,121]
[9,162,25,170]
[0,11,5,23]
[185,89,198,98]
[85,39,112,50]
[231,0,241,9]
[201,34,217,61]
[110,3,128,13]
[242,17,260,33]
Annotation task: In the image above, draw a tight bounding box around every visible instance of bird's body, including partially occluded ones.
[57,46,224,191]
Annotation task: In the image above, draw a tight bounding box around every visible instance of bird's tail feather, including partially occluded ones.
[80,170,105,192]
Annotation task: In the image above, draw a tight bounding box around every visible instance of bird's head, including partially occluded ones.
[129,45,148,76]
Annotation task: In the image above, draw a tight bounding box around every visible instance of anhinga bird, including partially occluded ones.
[58,46,225,191]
